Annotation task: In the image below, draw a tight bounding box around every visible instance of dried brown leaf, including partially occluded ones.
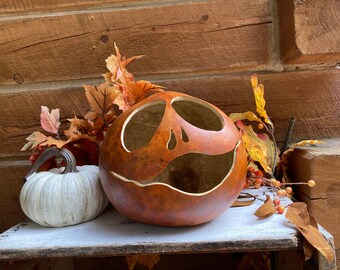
[125,254,160,270]
[254,195,276,218]
[286,202,334,262]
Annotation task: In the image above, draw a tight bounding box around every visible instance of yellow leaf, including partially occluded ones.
[236,121,273,172]
[251,74,272,127]
[254,195,276,218]
[125,254,160,270]
[286,202,334,262]
[229,111,263,123]
[251,73,258,89]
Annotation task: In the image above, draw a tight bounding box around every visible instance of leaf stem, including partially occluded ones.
[282,117,295,153]
[263,123,277,178]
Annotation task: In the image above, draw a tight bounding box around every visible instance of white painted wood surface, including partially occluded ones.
[0,187,336,270]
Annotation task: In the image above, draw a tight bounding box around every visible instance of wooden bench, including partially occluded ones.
[0,188,336,269]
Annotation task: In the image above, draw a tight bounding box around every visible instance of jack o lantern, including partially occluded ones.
[99,91,247,226]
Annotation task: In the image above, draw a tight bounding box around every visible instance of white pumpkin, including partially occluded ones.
[20,147,109,227]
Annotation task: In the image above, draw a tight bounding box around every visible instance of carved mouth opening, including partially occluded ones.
[146,151,234,193]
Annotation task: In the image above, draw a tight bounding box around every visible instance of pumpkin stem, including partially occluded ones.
[24,147,79,182]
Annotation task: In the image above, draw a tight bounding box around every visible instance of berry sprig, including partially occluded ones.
[244,166,316,214]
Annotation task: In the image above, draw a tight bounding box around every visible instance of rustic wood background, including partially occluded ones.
[0,0,339,261]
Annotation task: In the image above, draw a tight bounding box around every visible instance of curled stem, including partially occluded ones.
[24,147,78,182]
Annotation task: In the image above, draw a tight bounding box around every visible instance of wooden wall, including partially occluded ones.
[0,0,339,235]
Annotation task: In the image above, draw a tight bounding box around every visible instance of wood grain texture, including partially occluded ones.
[278,0,340,64]
[287,139,340,249]
[0,0,185,15]
[0,0,271,85]
[0,188,302,259]
[287,139,340,199]
[0,160,30,233]
[1,68,340,160]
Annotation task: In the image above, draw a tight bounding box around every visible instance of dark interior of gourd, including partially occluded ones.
[122,98,234,193]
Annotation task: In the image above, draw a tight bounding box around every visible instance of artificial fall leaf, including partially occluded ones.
[67,117,93,135]
[286,202,334,262]
[113,91,128,111]
[40,106,61,134]
[84,82,119,116]
[21,131,47,151]
[123,80,164,108]
[125,254,160,270]
[251,74,273,127]
[106,43,143,82]
[236,121,272,172]
[229,111,262,123]
[40,136,70,149]
[254,195,276,218]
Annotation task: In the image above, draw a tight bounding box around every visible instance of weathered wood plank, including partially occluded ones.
[278,0,340,64]
[287,139,340,250]
[1,69,340,159]
[0,0,183,15]
[0,258,75,270]
[0,160,30,233]
[288,139,340,199]
[0,0,271,85]
[0,188,301,260]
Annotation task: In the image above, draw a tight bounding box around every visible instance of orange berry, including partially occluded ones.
[276,205,285,214]
[254,183,261,189]
[273,180,281,188]
[286,187,293,194]
[254,178,262,185]
[277,189,286,197]
[308,180,316,187]
[273,198,280,206]
[254,170,264,177]
[247,167,255,174]
[258,123,264,130]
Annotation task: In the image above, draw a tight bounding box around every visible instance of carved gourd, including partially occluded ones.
[100,91,247,226]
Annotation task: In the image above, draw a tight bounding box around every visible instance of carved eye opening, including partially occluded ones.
[171,97,223,131]
[122,101,166,152]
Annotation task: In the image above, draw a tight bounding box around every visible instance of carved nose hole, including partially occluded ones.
[181,128,189,142]
[167,130,177,150]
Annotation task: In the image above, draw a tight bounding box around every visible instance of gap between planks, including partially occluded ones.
[0,0,209,22]
[0,67,338,95]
